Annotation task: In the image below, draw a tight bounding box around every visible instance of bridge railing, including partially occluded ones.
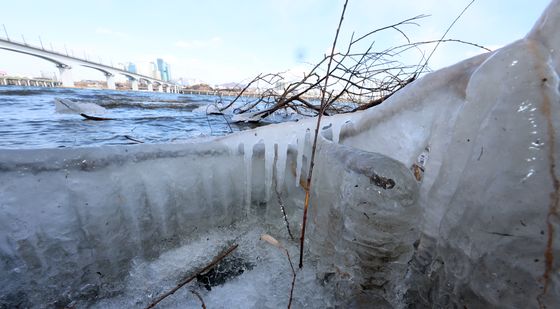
[0,36,87,62]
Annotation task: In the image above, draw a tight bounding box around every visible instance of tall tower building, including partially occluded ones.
[126,62,137,74]
[149,62,160,79]
[156,58,170,81]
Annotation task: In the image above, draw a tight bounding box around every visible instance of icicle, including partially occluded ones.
[332,121,343,144]
[243,142,254,209]
[275,142,288,192]
[295,129,310,187]
[264,141,275,201]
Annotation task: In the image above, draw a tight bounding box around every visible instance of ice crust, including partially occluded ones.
[54,98,107,115]
[2,1,560,307]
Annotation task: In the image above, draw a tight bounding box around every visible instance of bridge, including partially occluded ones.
[0,38,178,92]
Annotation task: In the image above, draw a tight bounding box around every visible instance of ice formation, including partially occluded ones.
[192,102,223,115]
[2,1,560,308]
[54,98,107,115]
[231,110,266,123]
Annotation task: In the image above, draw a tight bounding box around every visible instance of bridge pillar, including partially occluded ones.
[157,84,163,92]
[105,73,116,90]
[130,79,139,91]
[147,82,153,92]
[57,64,74,87]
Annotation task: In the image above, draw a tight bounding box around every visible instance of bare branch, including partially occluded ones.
[224,2,485,122]
[419,0,477,72]
[299,0,349,269]
[145,244,238,309]
[189,290,207,309]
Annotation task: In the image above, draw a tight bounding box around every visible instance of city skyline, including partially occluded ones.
[0,0,551,85]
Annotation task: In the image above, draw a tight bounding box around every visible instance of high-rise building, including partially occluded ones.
[156,58,170,81]
[136,63,147,76]
[126,63,137,74]
[150,62,160,79]
[135,59,169,80]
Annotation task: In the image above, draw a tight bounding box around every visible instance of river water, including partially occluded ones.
[0,86,263,149]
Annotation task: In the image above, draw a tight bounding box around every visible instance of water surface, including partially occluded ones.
[0,86,260,149]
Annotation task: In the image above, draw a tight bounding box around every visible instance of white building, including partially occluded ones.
[136,61,160,79]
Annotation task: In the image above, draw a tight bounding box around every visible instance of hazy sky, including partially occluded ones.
[0,0,551,84]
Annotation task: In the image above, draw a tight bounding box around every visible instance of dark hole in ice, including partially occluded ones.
[321,272,336,285]
[195,254,253,291]
[369,173,395,189]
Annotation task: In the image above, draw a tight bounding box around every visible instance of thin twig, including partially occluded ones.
[204,108,214,135]
[221,112,233,133]
[273,145,295,240]
[145,244,239,309]
[206,98,233,134]
[285,248,297,309]
[350,75,416,112]
[419,0,477,73]
[123,135,144,143]
[227,4,485,120]
[299,0,349,269]
[190,290,207,309]
[260,234,297,309]
[351,14,428,45]
[276,190,294,241]
[218,73,263,111]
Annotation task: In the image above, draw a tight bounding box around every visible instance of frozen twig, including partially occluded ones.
[299,0,349,269]
[227,2,487,121]
[205,99,233,135]
[123,135,144,144]
[418,0,477,73]
[261,234,297,309]
[273,145,295,241]
[144,243,239,309]
[190,290,207,309]
[276,190,294,241]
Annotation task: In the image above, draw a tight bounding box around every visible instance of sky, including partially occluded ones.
[0,0,552,85]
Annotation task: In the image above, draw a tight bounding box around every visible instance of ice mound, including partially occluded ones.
[1,0,560,308]
[54,97,107,114]
[192,103,223,115]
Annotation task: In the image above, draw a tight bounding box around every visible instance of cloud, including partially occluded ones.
[95,27,128,38]
[175,37,222,49]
